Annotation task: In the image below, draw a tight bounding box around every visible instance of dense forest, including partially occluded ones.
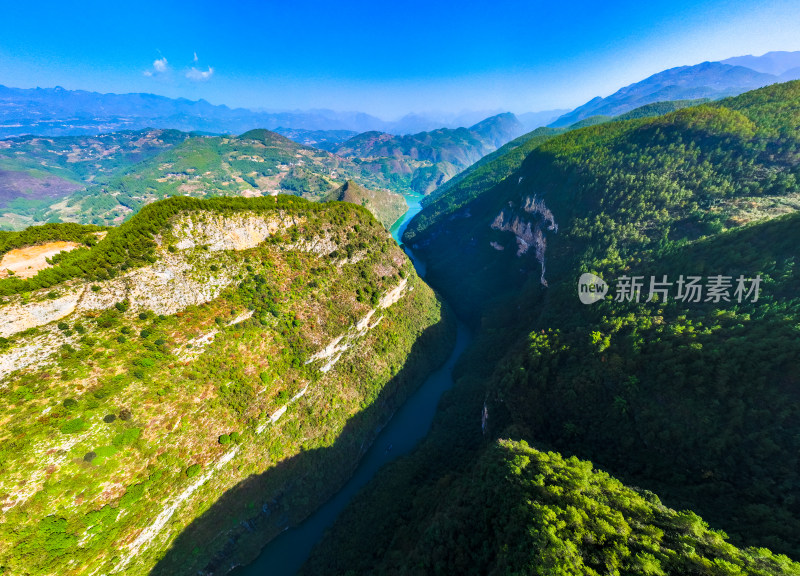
[304,81,800,573]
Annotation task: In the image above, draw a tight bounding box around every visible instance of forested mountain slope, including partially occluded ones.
[331,113,525,195]
[406,81,800,323]
[302,81,800,573]
[306,439,800,575]
[0,196,454,575]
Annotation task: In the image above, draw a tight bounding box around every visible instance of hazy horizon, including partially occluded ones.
[2,0,800,119]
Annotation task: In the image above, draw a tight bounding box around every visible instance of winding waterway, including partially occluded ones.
[232,195,471,575]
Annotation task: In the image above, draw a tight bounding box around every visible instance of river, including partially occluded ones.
[231,194,471,575]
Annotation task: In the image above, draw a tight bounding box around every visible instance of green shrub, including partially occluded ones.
[117,335,127,344]
[185,464,201,478]
[62,398,78,410]
[57,321,69,331]
[112,428,140,448]
[83,451,97,462]
[103,414,116,423]
[60,418,88,434]
[93,445,118,464]
[218,434,231,445]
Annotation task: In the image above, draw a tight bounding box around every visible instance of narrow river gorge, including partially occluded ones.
[231,196,472,575]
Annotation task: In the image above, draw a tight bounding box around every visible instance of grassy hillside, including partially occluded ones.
[302,81,800,573]
[0,130,191,230]
[0,196,455,575]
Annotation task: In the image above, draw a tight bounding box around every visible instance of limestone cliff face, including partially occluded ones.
[490,195,558,286]
[0,210,319,378]
[170,212,305,252]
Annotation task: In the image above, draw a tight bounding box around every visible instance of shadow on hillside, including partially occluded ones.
[149,312,457,576]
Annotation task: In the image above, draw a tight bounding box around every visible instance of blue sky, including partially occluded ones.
[0,0,799,118]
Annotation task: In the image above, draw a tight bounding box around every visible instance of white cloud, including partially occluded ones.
[193,52,199,63]
[186,66,214,81]
[144,57,169,77]
[153,57,168,72]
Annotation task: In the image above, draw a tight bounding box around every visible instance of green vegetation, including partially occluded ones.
[305,440,800,575]
[323,180,408,228]
[0,195,326,295]
[0,130,192,230]
[0,196,454,576]
[405,98,716,244]
[304,81,800,574]
[0,222,103,257]
[404,127,562,242]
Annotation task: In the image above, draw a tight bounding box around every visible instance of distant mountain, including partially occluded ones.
[58,128,420,226]
[781,66,800,81]
[721,50,800,75]
[331,113,525,194]
[0,113,526,229]
[0,84,527,138]
[516,109,571,131]
[271,128,358,151]
[550,61,783,127]
[0,85,395,137]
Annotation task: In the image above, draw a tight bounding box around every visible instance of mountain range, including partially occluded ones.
[0,85,548,139]
[550,51,800,126]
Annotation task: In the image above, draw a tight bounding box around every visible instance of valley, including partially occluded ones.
[2,35,800,576]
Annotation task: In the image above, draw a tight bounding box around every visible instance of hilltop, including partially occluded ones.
[1,116,524,231]
[323,180,407,228]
